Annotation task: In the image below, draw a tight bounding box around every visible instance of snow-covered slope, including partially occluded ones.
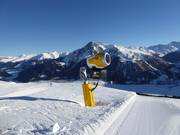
[0,81,135,135]
[105,95,180,135]
[1,81,180,135]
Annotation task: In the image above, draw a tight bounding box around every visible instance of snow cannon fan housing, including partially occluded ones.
[86,52,111,80]
[87,52,111,69]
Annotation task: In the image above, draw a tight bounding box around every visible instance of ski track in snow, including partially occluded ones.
[106,95,180,135]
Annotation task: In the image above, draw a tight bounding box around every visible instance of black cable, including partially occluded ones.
[91,79,100,91]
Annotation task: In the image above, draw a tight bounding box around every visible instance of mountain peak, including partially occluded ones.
[84,41,105,50]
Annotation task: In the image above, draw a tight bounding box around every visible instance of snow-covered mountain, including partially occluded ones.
[1,41,179,64]
[147,41,180,56]
[30,51,64,61]
[63,40,180,64]
[105,44,153,61]
[0,41,180,83]
[0,51,68,63]
[63,41,154,65]
[0,54,38,63]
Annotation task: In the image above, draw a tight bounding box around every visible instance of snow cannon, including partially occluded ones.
[86,52,111,80]
[86,52,111,69]
[80,51,111,107]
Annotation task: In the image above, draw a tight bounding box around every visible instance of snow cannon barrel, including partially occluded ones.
[86,52,111,69]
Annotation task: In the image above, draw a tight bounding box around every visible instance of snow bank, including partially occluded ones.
[0,81,134,135]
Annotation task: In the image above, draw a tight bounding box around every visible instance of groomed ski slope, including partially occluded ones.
[1,81,180,135]
[105,95,180,135]
[0,81,134,135]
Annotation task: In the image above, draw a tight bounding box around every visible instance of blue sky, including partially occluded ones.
[0,0,180,56]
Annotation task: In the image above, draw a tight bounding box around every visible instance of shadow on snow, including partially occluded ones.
[0,96,80,105]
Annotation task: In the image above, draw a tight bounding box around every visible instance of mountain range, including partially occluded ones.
[0,41,180,84]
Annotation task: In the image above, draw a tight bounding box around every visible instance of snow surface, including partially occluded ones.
[1,81,180,135]
[105,95,180,135]
[0,81,134,135]
[103,83,180,135]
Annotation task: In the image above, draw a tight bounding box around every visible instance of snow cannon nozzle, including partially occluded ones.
[86,52,111,69]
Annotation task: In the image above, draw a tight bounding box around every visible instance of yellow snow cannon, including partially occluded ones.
[86,52,111,69]
[80,52,111,107]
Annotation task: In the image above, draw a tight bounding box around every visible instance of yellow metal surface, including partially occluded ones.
[87,53,107,69]
[82,83,95,107]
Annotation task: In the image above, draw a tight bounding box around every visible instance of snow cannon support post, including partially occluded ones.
[82,82,95,107]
